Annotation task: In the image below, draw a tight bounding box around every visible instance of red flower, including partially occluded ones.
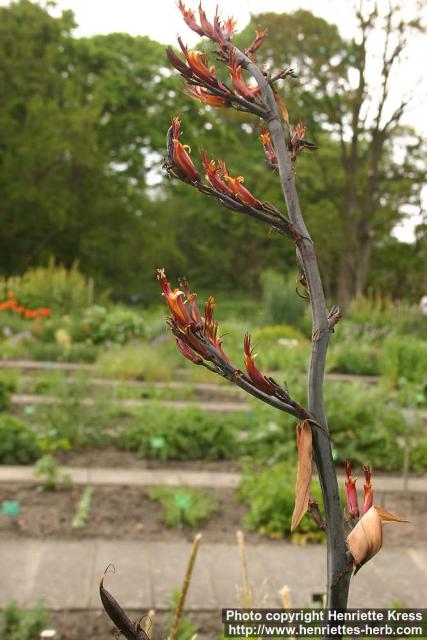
[245,30,268,58]
[200,150,235,197]
[345,460,360,519]
[229,53,260,101]
[223,172,261,209]
[259,123,277,168]
[176,338,203,365]
[244,334,275,395]
[362,465,374,514]
[157,269,192,329]
[184,85,229,108]
[198,3,217,40]
[177,0,205,36]
[182,278,203,330]
[166,46,193,79]
[167,117,200,182]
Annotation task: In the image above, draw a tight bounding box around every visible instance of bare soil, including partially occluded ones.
[0,482,425,546]
[57,447,242,472]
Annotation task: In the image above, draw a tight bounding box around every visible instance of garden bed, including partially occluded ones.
[0,482,425,546]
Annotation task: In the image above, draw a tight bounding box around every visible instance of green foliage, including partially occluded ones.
[348,295,426,339]
[0,374,16,411]
[34,453,72,491]
[117,405,242,460]
[328,341,380,376]
[72,486,94,528]
[0,600,48,640]
[33,378,114,449]
[238,462,325,541]
[0,260,95,313]
[0,415,39,464]
[76,305,145,345]
[95,342,180,381]
[325,383,412,470]
[25,341,99,363]
[380,335,427,385]
[260,270,306,327]
[148,484,217,528]
[252,324,308,343]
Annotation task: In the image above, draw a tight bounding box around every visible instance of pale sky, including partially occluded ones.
[3,0,426,240]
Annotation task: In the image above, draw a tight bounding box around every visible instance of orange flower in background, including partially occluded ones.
[200,150,235,197]
[362,465,374,514]
[229,53,260,101]
[244,334,275,395]
[0,292,51,320]
[345,460,360,519]
[184,85,229,108]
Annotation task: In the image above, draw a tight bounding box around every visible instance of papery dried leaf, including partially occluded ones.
[100,567,149,640]
[291,420,312,531]
[346,505,408,574]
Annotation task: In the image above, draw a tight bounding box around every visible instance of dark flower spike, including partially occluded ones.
[158,271,320,424]
[166,46,193,79]
[244,334,275,395]
[100,566,149,640]
[289,122,318,163]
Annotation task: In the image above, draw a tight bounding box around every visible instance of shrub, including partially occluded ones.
[148,484,217,527]
[95,342,181,381]
[252,324,307,344]
[0,416,39,464]
[238,462,325,541]
[348,293,426,338]
[117,405,243,460]
[260,270,306,327]
[76,304,145,345]
[328,341,380,376]
[0,600,48,640]
[0,259,97,314]
[0,374,16,411]
[380,335,427,385]
[26,342,99,363]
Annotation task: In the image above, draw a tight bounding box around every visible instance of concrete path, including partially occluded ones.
[0,538,425,610]
[0,464,426,493]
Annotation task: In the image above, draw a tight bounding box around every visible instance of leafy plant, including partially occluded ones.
[34,453,72,491]
[0,259,97,314]
[0,600,48,640]
[72,486,94,528]
[0,415,39,464]
[77,304,145,345]
[148,484,217,528]
[0,374,16,412]
[238,462,325,541]
[118,404,242,460]
[380,335,427,385]
[260,269,306,327]
[328,341,380,376]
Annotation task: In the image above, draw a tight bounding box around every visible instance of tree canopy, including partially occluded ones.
[0,0,425,303]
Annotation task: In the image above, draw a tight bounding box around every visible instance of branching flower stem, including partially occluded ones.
[234,46,351,613]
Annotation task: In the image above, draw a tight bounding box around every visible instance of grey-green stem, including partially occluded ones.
[234,46,351,618]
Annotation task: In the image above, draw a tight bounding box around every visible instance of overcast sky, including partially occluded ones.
[3,0,426,240]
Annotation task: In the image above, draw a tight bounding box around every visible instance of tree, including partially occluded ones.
[237,5,426,309]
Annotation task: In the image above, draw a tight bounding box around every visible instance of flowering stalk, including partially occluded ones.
[157,269,320,424]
